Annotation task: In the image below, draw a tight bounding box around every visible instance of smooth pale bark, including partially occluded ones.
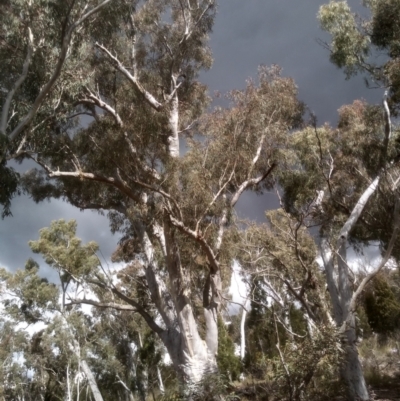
[80,360,104,401]
[317,93,397,401]
[132,217,216,383]
[167,78,180,158]
[240,301,248,360]
[340,313,369,401]
[164,217,213,382]
[157,366,165,394]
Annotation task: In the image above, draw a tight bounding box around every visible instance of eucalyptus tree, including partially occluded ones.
[319,0,400,112]
[238,208,341,400]
[24,65,302,387]
[0,255,113,401]
[0,262,75,400]
[277,93,400,400]
[1,0,304,388]
[0,0,115,217]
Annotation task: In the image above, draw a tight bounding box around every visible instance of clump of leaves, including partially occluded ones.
[217,317,242,383]
[269,326,344,401]
[364,275,400,334]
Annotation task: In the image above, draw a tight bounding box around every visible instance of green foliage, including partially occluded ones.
[217,317,241,382]
[359,334,400,389]
[364,275,400,334]
[29,219,100,279]
[159,373,240,401]
[370,0,400,57]
[0,161,19,218]
[4,0,400,398]
[319,0,400,111]
[269,326,343,401]
[0,263,59,323]
[318,1,370,77]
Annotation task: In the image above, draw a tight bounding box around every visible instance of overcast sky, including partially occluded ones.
[0,0,383,279]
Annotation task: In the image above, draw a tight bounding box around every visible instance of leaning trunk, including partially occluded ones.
[80,360,104,401]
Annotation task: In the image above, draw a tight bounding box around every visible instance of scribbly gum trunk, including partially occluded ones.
[340,313,369,401]
[337,240,369,401]
[163,217,217,384]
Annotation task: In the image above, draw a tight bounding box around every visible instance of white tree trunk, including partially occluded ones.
[161,220,218,384]
[80,360,104,401]
[240,299,249,361]
[157,366,165,394]
[340,314,369,401]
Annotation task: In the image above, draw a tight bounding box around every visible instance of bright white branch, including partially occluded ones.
[34,158,142,204]
[348,199,400,314]
[79,92,123,127]
[339,174,381,242]
[95,42,163,111]
[231,163,277,207]
[66,298,136,311]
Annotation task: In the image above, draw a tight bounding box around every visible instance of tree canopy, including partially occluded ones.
[2,1,400,401]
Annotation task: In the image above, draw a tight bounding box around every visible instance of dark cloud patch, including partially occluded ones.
[203,0,381,125]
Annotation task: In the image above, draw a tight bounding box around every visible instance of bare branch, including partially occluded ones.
[348,199,400,314]
[339,174,381,242]
[231,163,277,207]
[382,90,392,158]
[65,298,136,311]
[95,42,163,111]
[1,28,34,138]
[282,278,317,322]
[88,276,164,335]
[196,167,235,233]
[32,157,142,204]
[73,0,114,27]
[320,236,343,323]
[78,91,123,127]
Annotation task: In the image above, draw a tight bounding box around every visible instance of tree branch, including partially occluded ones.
[339,174,381,242]
[66,298,136,311]
[8,0,114,143]
[168,214,220,274]
[88,277,164,335]
[348,198,400,314]
[231,163,277,207]
[78,91,123,127]
[95,42,163,111]
[32,157,142,204]
[1,28,34,138]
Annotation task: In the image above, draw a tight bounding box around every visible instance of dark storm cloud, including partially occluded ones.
[203,0,381,124]
[1,0,383,275]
